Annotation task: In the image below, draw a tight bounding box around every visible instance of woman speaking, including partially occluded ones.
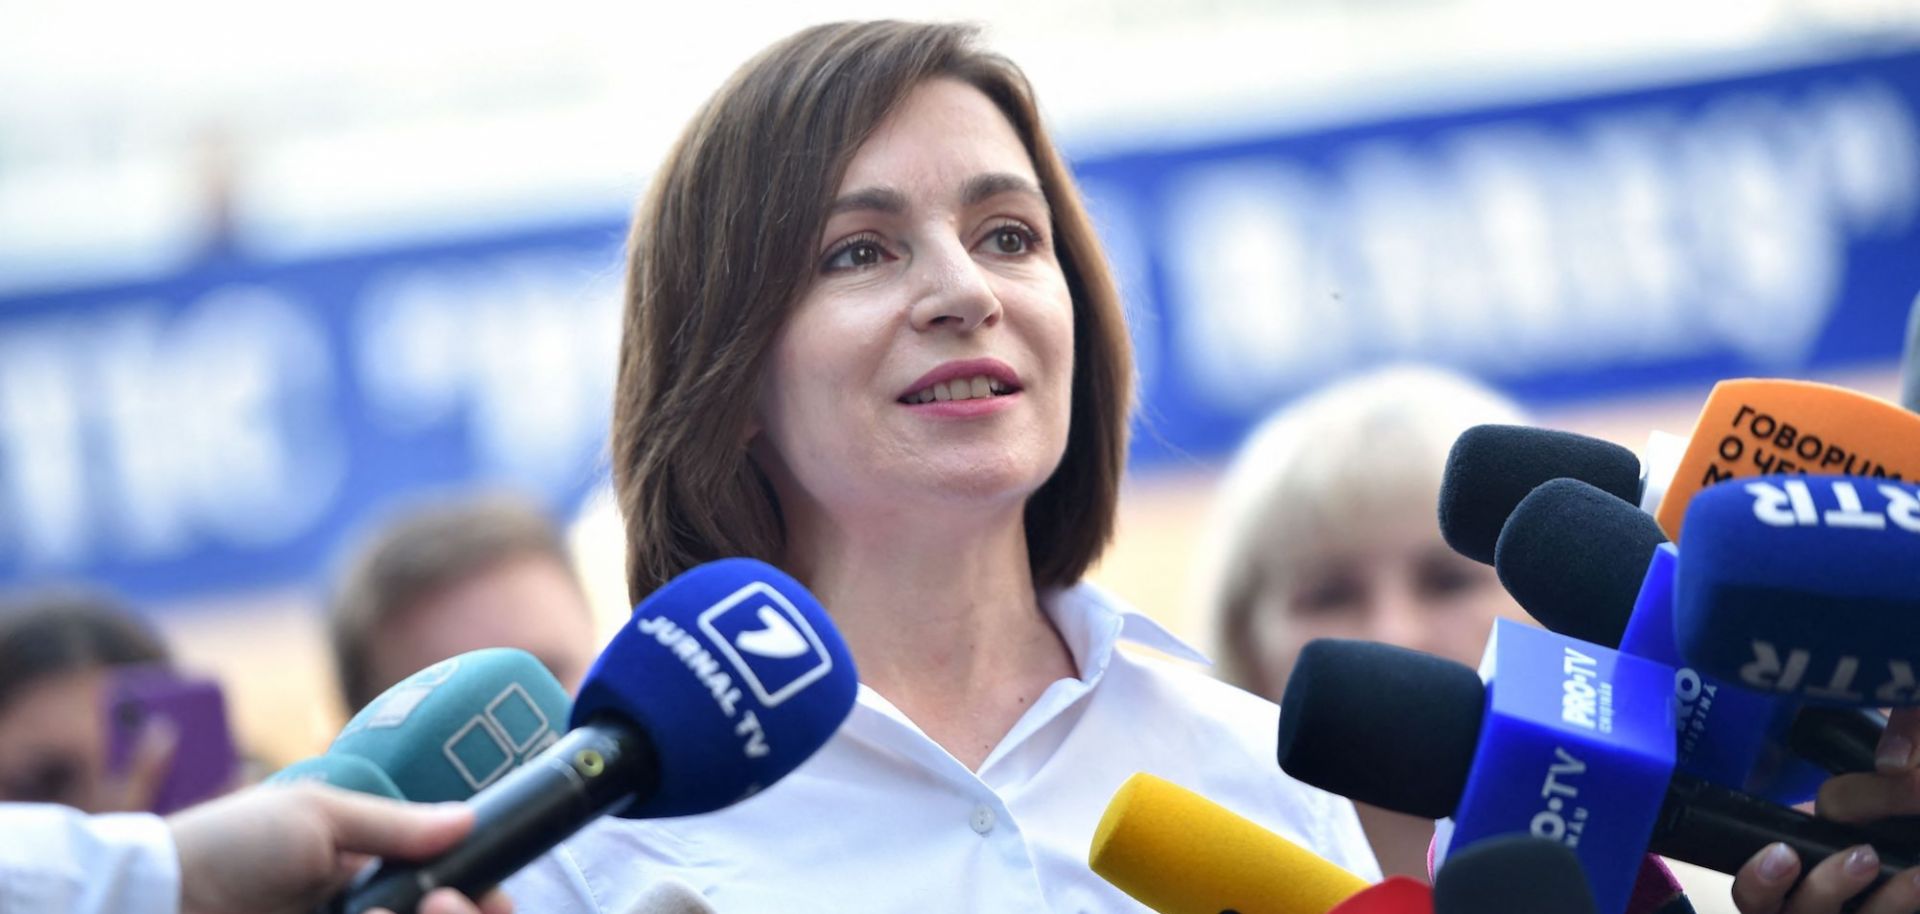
[506,19,1375,913]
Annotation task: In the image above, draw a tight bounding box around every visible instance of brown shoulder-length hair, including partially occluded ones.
[614,20,1133,603]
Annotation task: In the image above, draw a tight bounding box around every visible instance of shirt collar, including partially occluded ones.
[1046,580,1212,680]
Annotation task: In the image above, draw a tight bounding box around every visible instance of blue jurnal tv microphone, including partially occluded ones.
[1277,623,1920,914]
[1675,476,1920,707]
[337,558,859,913]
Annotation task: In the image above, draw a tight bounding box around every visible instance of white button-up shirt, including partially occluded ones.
[506,582,1380,913]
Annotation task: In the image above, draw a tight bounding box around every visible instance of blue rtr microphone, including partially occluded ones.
[1496,479,1877,797]
[337,558,859,913]
[1675,476,1920,707]
[1277,625,1920,914]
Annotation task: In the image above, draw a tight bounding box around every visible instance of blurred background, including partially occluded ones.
[3,0,1919,882]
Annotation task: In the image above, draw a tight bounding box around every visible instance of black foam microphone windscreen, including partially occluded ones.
[1275,639,1482,820]
[1432,834,1599,914]
[1494,478,1667,648]
[1439,425,1641,565]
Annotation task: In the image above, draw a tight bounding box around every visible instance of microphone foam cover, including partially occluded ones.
[329,647,572,802]
[1090,772,1369,914]
[1277,639,1484,820]
[1675,477,1920,705]
[1495,478,1669,648]
[1433,835,1598,914]
[573,557,858,819]
[265,753,404,800]
[1440,425,1641,565]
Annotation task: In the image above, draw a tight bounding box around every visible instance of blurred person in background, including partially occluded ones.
[0,592,175,812]
[328,494,598,715]
[1200,365,1531,880]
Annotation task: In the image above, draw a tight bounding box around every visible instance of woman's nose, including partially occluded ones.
[908,239,1002,332]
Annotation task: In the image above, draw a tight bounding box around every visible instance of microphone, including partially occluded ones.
[1431,834,1597,914]
[1902,291,1920,414]
[337,558,859,914]
[326,647,574,802]
[1650,379,1920,540]
[1276,628,1920,914]
[1090,772,1429,914]
[266,754,405,799]
[1674,476,1920,707]
[1497,478,1879,789]
[1439,425,1641,565]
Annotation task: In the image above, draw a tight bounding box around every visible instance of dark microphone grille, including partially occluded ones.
[1275,639,1483,820]
[1440,425,1641,566]
[1434,834,1599,914]
[1495,477,1668,648]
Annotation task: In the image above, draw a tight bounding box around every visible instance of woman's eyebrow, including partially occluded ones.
[828,173,1047,217]
[962,172,1046,208]
[830,186,908,216]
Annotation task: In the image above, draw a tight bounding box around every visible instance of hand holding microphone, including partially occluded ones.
[335,558,858,914]
[167,784,511,914]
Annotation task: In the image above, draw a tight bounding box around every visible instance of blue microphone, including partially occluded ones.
[1495,479,1864,802]
[1277,623,1920,914]
[338,558,859,913]
[327,648,572,802]
[1675,476,1920,707]
[266,754,405,800]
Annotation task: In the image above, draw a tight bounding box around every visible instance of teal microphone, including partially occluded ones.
[267,754,405,800]
[327,648,573,802]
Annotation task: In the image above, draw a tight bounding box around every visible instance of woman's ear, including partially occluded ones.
[741,415,762,446]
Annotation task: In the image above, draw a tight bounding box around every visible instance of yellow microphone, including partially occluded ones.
[1090,772,1384,914]
[1653,378,1920,540]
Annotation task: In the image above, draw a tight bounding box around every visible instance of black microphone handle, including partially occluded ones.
[1650,774,1920,912]
[1788,707,1886,775]
[336,718,659,914]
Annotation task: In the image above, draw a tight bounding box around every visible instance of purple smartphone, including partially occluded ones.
[104,666,239,814]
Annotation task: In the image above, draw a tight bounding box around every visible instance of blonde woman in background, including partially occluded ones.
[1201,365,1531,881]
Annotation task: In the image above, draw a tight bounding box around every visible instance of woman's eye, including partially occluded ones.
[981,223,1037,256]
[823,238,891,272]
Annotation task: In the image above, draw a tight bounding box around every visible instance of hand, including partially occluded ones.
[1731,708,1920,913]
[168,783,513,914]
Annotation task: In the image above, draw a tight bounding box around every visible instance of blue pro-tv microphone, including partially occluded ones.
[1495,479,1874,800]
[338,558,859,914]
[1277,624,1920,914]
[1675,476,1920,707]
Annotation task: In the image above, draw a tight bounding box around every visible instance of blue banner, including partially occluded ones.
[0,228,626,602]
[1076,45,1920,464]
[3,46,1917,603]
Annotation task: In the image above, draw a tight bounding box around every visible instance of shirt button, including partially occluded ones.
[970,804,997,835]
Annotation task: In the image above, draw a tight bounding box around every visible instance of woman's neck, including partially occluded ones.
[783,502,1077,769]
